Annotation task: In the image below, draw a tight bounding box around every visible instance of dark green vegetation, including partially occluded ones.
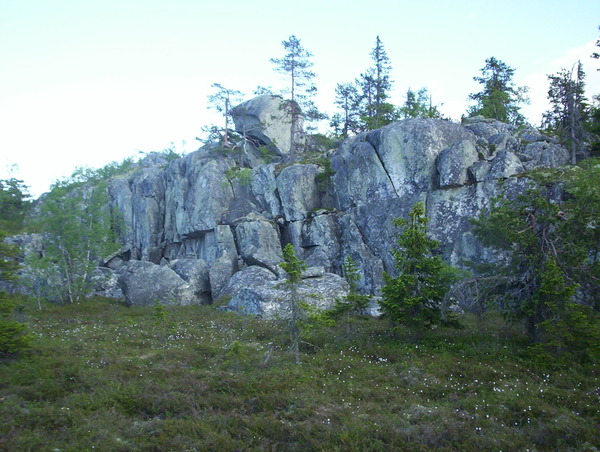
[381,203,459,332]
[0,179,32,360]
[1,298,598,451]
[471,159,600,363]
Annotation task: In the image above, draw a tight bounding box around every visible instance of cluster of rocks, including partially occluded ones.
[30,96,573,317]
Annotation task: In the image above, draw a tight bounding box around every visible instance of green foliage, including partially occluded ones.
[380,203,460,332]
[207,83,244,148]
[531,259,600,363]
[357,36,398,130]
[472,160,600,357]
[280,243,307,363]
[0,292,32,360]
[0,301,597,450]
[54,158,136,188]
[153,301,168,325]
[271,35,325,138]
[399,88,443,119]
[314,158,335,190]
[29,182,121,303]
[543,62,588,163]
[467,57,529,125]
[0,178,30,234]
[225,167,253,186]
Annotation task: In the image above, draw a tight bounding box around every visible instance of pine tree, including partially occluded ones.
[467,57,529,124]
[207,83,243,149]
[357,36,397,130]
[331,83,360,137]
[543,62,588,164]
[399,88,443,119]
[271,35,324,160]
[0,181,32,359]
[379,202,458,332]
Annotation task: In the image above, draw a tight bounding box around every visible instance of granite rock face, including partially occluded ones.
[26,100,574,314]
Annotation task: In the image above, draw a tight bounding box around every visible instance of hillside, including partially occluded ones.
[1,299,598,451]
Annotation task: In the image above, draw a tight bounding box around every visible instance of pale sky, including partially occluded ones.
[1,0,599,197]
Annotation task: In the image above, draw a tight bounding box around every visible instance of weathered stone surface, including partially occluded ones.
[277,164,321,221]
[234,213,283,272]
[463,116,515,139]
[230,95,299,157]
[164,152,235,242]
[23,99,577,309]
[250,164,282,217]
[487,149,524,179]
[91,267,123,300]
[225,272,348,319]
[365,120,477,198]
[437,140,480,188]
[218,265,277,300]
[209,253,238,301]
[518,142,570,170]
[117,260,196,306]
[168,258,211,304]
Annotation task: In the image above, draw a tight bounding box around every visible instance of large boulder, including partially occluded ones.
[217,265,277,300]
[234,213,283,272]
[117,260,196,306]
[230,95,300,157]
[225,271,349,319]
[168,258,211,304]
[518,142,570,170]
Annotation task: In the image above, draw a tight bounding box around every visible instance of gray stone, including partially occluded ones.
[218,265,277,299]
[277,164,321,221]
[437,140,480,188]
[488,149,524,179]
[209,254,238,300]
[234,213,283,272]
[519,142,570,170]
[169,258,211,304]
[117,260,196,306]
[230,95,300,157]
[225,272,348,319]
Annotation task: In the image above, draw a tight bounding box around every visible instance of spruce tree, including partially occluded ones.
[467,57,529,124]
[379,202,457,331]
[271,35,324,160]
[543,62,588,164]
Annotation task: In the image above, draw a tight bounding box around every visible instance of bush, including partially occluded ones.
[0,292,32,360]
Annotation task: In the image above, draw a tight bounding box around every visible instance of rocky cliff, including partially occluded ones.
[87,95,570,316]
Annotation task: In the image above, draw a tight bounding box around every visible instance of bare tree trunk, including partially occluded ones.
[290,285,300,364]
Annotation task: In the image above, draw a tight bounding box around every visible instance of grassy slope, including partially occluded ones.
[0,298,598,451]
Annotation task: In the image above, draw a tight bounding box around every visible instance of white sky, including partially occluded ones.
[1,0,599,197]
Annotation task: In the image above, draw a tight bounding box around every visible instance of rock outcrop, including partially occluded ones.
[26,100,574,316]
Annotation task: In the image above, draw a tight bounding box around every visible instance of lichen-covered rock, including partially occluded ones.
[23,99,576,308]
[117,260,196,306]
[234,213,283,272]
[168,258,211,304]
[277,163,321,221]
[437,140,480,188]
[230,95,299,157]
[518,142,570,170]
[217,265,277,300]
[488,149,524,179]
[225,272,348,319]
